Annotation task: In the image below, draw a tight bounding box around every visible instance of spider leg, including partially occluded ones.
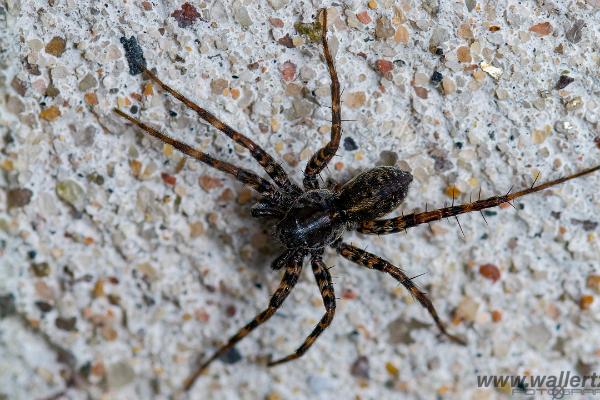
[137,67,302,194]
[303,8,341,190]
[357,165,600,235]
[181,251,304,392]
[268,255,336,367]
[251,198,285,219]
[336,242,465,344]
[113,109,276,196]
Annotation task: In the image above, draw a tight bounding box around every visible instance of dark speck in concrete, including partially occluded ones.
[120,36,147,75]
[343,137,358,151]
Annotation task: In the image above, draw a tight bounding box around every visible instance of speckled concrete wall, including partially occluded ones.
[1,1,600,399]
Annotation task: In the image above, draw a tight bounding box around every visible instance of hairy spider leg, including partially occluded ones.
[304,8,342,190]
[337,242,465,344]
[136,67,301,195]
[268,256,336,366]
[182,252,304,392]
[357,165,600,235]
[113,109,275,195]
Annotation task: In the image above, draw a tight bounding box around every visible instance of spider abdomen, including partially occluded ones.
[275,189,346,249]
[336,166,413,222]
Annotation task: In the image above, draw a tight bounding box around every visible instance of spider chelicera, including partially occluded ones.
[114,9,600,392]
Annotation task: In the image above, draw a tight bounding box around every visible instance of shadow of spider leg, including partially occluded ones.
[181,251,304,392]
[112,109,275,196]
[357,164,600,235]
[304,8,342,190]
[337,242,466,345]
[267,255,336,367]
[135,67,301,195]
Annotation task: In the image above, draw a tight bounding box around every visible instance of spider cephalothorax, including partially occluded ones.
[274,166,413,250]
[113,8,600,393]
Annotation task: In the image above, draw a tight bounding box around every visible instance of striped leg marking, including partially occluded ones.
[303,8,341,190]
[182,252,304,391]
[268,256,336,366]
[113,109,275,195]
[139,68,301,194]
[337,242,465,344]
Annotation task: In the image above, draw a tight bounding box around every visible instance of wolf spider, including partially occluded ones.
[113,9,600,392]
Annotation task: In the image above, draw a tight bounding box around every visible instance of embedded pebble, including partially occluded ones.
[422,0,439,16]
[55,316,77,331]
[342,91,366,108]
[11,77,27,96]
[377,150,398,166]
[350,355,370,380]
[31,262,50,277]
[495,88,509,100]
[292,98,314,118]
[587,275,600,293]
[580,295,594,310]
[198,175,223,191]
[45,36,66,57]
[211,78,228,95]
[442,77,456,94]
[457,23,474,39]
[465,0,476,11]
[480,62,503,80]
[299,65,315,81]
[78,73,97,91]
[40,105,61,121]
[430,71,443,85]
[35,301,53,313]
[189,221,205,238]
[564,96,583,111]
[375,59,393,76]
[375,16,395,39]
[395,25,409,44]
[7,188,33,209]
[387,317,430,344]
[566,20,585,43]
[555,75,575,90]
[55,180,86,210]
[457,46,471,63]
[479,264,501,282]
[343,137,358,151]
[234,4,253,28]
[413,86,428,99]
[171,3,201,28]
[491,310,502,322]
[554,120,574,134]
[83,92,97,105]
[280,61,296,82]
[522,323,553,351]
[571,219,597,231]
[529,22,553,36]
[269,17,284,28]
[0,294,16,319]
[413,72,429,86]
[454,297,480,323]
[106,361,136,389]
[356,11,371,25]
[218,347,242,364]
[268,0,289,10]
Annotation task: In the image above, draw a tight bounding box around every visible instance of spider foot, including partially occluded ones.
[266,354,294,367]
[440,331,467,346]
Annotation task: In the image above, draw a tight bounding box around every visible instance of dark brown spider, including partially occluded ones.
[113,9,600,393]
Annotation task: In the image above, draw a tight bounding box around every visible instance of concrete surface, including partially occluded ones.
[1,1,600,399]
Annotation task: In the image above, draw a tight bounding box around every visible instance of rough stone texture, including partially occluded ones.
[1,1,600,400]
